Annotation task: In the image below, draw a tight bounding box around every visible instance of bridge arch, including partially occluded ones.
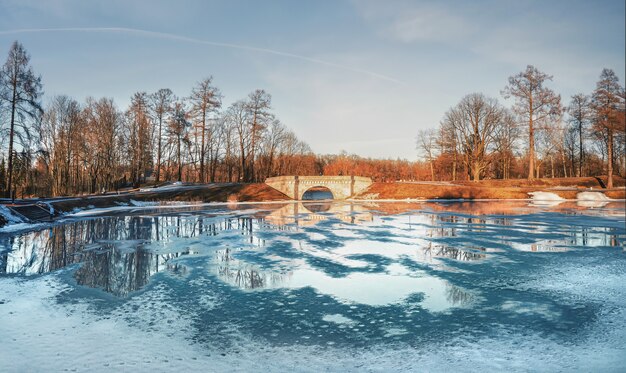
[302,186,334,200]
[265,176,373,200]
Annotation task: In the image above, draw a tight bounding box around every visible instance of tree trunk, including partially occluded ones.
[472,164,481,181]
[6,78,17,198]
[199,110,206,183]
[429,159,434,182]
[452,150,457,181]
[177,134,182,182]
[156,116,162,182]
[528,115,535,179]
[607,128,613,188]
[578,121,583,177]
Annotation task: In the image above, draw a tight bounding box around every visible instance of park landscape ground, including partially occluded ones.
[0,175,624,228]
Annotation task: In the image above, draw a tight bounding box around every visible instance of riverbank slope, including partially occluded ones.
[354,176,626,200]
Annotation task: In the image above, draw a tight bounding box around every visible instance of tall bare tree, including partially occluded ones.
[189,77,221,183]
[0,41,43,197]
[168,101,190,182]
[245,90,272,182]
[417,129,437,181]
[567,94,592,177]
[591,68,625,188]
[38,95,81,195]
[492,111,519,179]
[80,98,120,193]
[149,88,174,183]
[502,65,561,180]
[126,92,152,187]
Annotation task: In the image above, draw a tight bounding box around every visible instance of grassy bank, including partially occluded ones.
[355,176,626,200]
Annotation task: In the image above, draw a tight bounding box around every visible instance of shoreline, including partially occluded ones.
[0,178,624,230]
[1,195,624,234]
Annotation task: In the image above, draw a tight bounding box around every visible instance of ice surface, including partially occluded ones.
[129,199,159,207]
[0,204,25,224]
[1,201,625,371]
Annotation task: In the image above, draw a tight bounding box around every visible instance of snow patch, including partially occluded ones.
[129,199,159,207]
[528,191,565,201]
[0,222,47,233]
[577,191,610,201]
[0,204,25,226]
[528,191,565,206]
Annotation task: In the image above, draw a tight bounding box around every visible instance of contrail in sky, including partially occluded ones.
[0,27,404,85]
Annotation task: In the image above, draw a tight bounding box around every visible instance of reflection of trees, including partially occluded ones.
[2,214,272,295]
[74,246,185,297]
[423,242,486,262]
[215,248,286,290]
[445,283,473,306]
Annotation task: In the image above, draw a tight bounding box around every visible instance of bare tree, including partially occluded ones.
[591,68,625,188]
[189,77,221,183]
[492,111,519,179]
[168,101,190,182]
[437,118,459,181]
[0,41,43,197]
[502,65,561,180]
[125,92,152,187]
[245,90,272,182]
[442,93,505,181]
[83,98,121,193]
[567,94,592,177]
[149,89,174,183]
[38,95,81,195]
[417,129,437,181]
[227,100,250,182]
[260,119,287,178]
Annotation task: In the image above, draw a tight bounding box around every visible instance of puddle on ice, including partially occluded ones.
[0,200,625,371]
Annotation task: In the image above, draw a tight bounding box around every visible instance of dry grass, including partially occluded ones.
[50,183,290,212]
[357,176,626,200]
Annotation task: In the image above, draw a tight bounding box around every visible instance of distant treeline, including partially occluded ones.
[417,65,626,187]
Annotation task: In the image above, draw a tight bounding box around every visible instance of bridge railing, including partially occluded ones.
[266,176,372,183]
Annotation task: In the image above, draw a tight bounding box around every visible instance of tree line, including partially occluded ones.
[0,41,431,198]
[418,65,626,187]
[0,41,323,197]
[1,41,624,198]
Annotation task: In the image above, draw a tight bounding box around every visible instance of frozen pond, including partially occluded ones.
[1,201,625,372]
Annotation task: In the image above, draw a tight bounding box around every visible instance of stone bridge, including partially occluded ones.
[265,176,373,200]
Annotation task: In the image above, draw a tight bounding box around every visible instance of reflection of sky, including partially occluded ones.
[215,251,470,312]
[1,202,624,307]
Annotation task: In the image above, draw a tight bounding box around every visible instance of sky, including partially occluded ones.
[0,0,624,159]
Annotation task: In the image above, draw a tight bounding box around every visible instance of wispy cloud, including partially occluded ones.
[0,27,404,85]
[353,0,477,44]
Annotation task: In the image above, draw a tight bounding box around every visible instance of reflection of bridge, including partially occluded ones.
[265,202,373,227]
[265,176,373,200]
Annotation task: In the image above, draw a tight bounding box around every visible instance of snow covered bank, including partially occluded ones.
[0,205,24,225]
[528,191,565,201]
[577,191,611,201]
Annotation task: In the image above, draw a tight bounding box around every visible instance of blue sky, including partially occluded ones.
[0,0,624,159]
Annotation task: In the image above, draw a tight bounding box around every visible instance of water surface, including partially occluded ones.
[1,201,625,371]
